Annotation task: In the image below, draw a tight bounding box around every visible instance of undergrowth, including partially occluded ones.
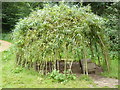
[101,59,118,79]
[47,70,76,83]
[79,75,93,82]
[2,50,97,88]
[101,51,118,79]
[2,33,13,42]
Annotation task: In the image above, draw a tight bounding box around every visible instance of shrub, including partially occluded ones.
[13,2,110,73]
[12,67,23,73]
[48,70,76,82]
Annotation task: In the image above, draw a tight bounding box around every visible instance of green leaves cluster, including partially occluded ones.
[48,70,76,82]
[2,2,44,32]
[13,3,109,71]
[103,3,119,51]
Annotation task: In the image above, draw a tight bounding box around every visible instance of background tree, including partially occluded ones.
[2,2,44,32]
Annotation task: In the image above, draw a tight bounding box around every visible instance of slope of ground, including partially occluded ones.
[1,40,119,88]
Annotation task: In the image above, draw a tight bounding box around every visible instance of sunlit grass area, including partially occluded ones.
[2,50,98,88]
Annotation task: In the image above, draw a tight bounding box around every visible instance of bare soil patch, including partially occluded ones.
[89,74,119,88]
[0,40,12,52]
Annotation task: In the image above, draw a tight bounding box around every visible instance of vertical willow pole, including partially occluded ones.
[84,46,88,75]
[98,34,110,71]
[89,38,94,60]
[95,43,101,66]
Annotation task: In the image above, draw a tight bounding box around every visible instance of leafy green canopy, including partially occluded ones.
[2,2,44,32]
[13,3,108,64]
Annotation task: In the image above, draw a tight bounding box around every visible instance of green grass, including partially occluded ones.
[2,50,98,88]
[1,33,13,43]
[101,56,119,79]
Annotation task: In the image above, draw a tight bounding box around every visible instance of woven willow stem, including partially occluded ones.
[98,34,110,71]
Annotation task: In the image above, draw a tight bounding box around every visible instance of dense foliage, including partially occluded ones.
[103,3,119,51]
[2,2,119,53]
[13,3,110,74]
[2,2,44,32]
[48,70,76,82]
[2,2,118,51]
[86,2,119,52]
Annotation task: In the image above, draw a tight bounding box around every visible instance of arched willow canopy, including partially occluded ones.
[13,3,110,74]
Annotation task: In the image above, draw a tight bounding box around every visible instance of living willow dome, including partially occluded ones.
[13,3,110,74]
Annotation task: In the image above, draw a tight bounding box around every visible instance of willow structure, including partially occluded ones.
[13,3,110,75]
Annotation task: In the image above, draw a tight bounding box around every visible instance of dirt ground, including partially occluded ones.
[0,40,119,88]
[0,40,12,52]
[76,73,119,88]
[89,74,119,88]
